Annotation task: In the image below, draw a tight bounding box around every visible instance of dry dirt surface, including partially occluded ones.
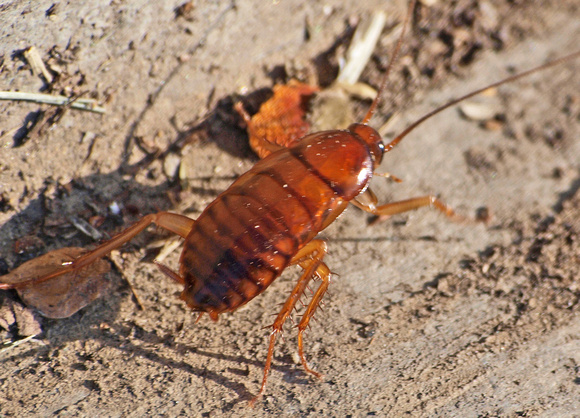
[1,0,579,416]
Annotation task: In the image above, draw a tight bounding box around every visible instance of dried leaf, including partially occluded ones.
[0,247,112,319]
[238,80,319,159]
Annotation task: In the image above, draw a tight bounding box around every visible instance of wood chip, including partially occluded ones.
[23,46,53,83]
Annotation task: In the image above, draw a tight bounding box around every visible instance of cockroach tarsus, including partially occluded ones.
[2,0,579,404]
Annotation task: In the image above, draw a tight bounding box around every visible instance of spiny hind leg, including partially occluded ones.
[0,212,195,290]
[254,239,328,401]
[295,261,331,378]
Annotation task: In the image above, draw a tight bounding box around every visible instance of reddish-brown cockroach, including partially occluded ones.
[1,0,579,402]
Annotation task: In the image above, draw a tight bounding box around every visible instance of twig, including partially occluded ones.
[23,46,53,84]
[337,11,388,85]
[0,91,106,114]
[154,237,183,264]
[0,334,39,355]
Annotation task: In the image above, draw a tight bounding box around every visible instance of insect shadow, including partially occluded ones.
[0,88,312,404]
[0,28,368,402]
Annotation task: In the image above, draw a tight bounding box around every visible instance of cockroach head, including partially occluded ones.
[348,123,385,168]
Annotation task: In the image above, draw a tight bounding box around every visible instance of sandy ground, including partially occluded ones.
[0,0,579,416]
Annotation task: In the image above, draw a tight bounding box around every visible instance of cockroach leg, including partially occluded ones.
[255,240,329,401]
[296,262,331,378]
[155,212,197,238]
[374,171,403,183]
[353,188,463,221]
[154,260,186,285]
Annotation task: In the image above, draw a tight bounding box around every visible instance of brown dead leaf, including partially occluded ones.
[0,247,112,319]
[237,80,319,159]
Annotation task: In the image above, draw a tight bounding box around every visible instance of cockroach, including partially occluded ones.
[1,0,579,403]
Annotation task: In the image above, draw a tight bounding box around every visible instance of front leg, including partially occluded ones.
[352,188,463,221]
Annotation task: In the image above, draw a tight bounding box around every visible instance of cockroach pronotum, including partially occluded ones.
[1,0,579,403]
